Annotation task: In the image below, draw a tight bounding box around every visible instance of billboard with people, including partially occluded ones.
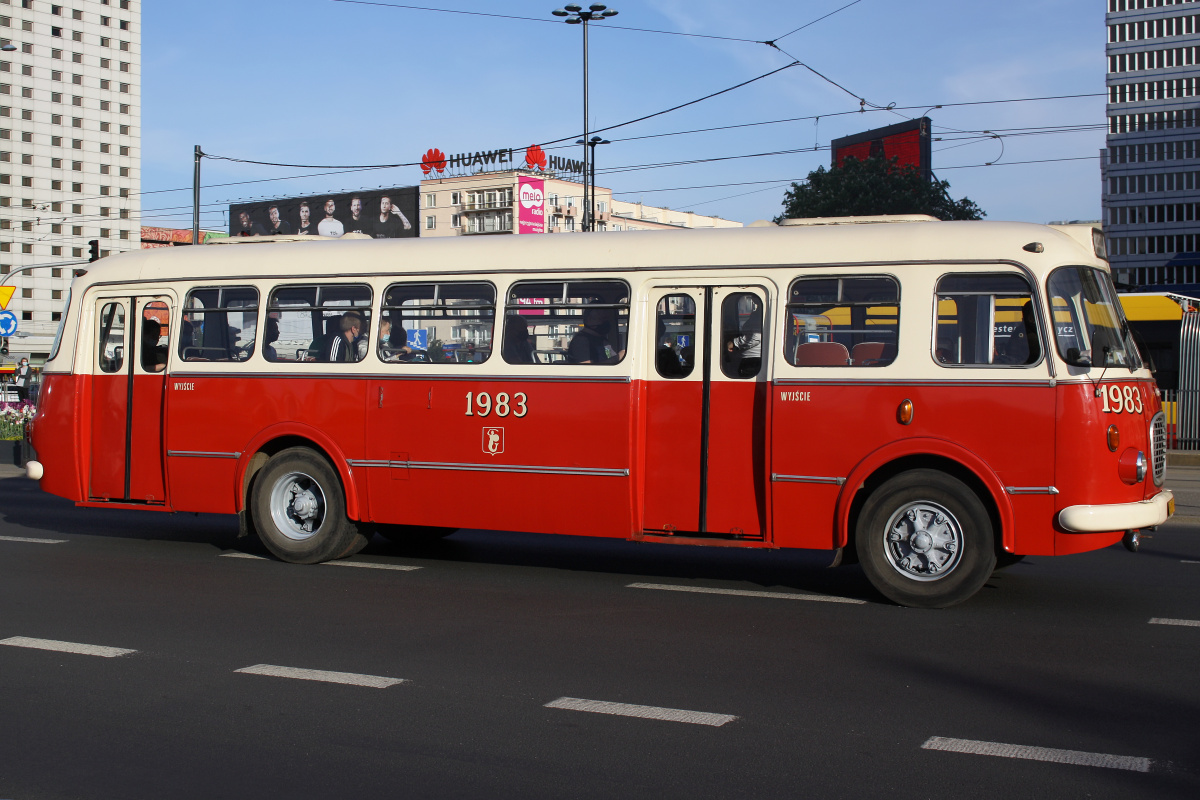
[229,187,420,239]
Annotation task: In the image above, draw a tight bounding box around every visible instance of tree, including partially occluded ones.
[777,155,984,222]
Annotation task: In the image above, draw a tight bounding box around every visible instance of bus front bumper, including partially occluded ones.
[1058,490,1174,533]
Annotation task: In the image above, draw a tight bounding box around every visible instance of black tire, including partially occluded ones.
[855,469,996,608]
[993,552,1026,571]
[374,524,457,545]
[250,447,368,564]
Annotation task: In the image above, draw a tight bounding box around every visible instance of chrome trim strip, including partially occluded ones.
[347,459,628,477]
[1005,486,1059,495]
[772,474,847,485]
[168,372,632,384]
[774,379,1055,388]
[167,450,242,459]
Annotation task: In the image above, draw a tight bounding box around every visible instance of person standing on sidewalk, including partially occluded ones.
[12,358,30,402]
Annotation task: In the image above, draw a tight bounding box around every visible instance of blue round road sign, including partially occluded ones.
[0,310,17,336]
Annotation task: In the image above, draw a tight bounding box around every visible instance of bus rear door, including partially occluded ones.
[88,294,172,504]
[641,284,771,541]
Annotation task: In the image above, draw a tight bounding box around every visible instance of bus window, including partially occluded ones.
[935,273,1041,367]
[97,302,125,373]
[784,276,898,367]
[506,280,629,365]
[720,293,762,378]
[179,287,259,362]
[379,282,495,364]
[140,301,170,373]
[266,284,372,363]
[654,294,696,378]
[1047,267,1141,370]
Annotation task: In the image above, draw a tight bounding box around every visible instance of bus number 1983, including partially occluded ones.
[1100,384,1143,415]
[465,391,528,418]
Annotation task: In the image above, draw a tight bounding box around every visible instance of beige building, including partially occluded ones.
[0,0,141,358]
[417,169,741,237]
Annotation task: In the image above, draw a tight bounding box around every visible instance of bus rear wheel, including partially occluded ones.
[251,447,368,564]
[855,470,996,608]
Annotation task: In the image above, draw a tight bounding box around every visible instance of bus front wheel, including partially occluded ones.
[855,470,996,608]
[251,447,368,564]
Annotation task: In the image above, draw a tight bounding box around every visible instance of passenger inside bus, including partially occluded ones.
[319,312,363,362]
[263,317,279,361]
[140,318,167,373]
[567,307,624,365]
[377,319,415,361]
[722,293,762,378]
[502,315,538,364]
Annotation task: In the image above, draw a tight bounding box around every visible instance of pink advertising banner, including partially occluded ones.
[517,176,545,234]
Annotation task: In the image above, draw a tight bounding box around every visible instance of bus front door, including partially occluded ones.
[89,296,172,504]
[642,285,771,540]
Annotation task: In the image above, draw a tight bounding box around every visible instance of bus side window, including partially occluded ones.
[935,273,1041,367]
[380,282,496,364]
[505,280,630,365]
[720,293,761,379]
[98,302,125,374]
[655,294,696,379]
[180,287,259,362]
[266,284,372,363]
[784,276,899,367]
[140,301,170,373]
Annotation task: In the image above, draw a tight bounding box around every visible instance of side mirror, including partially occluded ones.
[1066,347,1091,367]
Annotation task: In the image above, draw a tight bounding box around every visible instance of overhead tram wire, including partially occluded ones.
[13,150,1106,248]
[14,110,1111,228]
[39,90,1098,219]
[204,60,807,171]
[329,0,765,43]
[768,0,868,45]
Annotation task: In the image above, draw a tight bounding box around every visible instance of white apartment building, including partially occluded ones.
[0,0,140,359]
[418,170,741,237]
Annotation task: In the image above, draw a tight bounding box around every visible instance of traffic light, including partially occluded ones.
[1,338,7,356]
[88,239,100,262]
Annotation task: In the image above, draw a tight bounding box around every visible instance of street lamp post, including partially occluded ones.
[552,3,617,232]
[577,136,609,229]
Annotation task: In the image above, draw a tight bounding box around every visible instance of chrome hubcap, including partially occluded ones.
[269,471,326,541]
[883,501,963,581]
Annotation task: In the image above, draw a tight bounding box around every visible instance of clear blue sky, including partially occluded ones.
[142,0,1105,230]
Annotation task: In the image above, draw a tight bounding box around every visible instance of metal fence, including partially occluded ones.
[1171,311,1200,451]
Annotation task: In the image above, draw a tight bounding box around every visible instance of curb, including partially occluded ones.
[1168,451,1200,467]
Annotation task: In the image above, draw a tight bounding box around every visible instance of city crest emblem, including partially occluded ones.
[482,427,505,456]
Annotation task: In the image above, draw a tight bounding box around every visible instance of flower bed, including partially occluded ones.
[0,402,33,441]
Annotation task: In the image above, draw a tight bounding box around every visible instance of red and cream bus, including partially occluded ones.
[26,217,1173,607]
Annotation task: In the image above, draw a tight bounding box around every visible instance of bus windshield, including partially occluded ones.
[1047,266,1141,371]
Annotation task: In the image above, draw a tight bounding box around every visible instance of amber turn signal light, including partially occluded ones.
[1107,424,1120,452]
[898,399,914,425]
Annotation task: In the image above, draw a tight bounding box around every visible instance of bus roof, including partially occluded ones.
[74,220,1103,288]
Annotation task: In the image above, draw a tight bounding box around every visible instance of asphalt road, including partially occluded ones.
[1,463,1198,800]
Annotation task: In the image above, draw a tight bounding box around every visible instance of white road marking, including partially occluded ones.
[220,552,267,560]
[0,535,67,544]
[1149,617,1200,627]
[0,636,136,658]
[1182,560,1199,564]
[627,582,865,605]
[545,697,737,727]
[922,737,1151,772]
[234,664,406,688]
[322,561,421,572]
